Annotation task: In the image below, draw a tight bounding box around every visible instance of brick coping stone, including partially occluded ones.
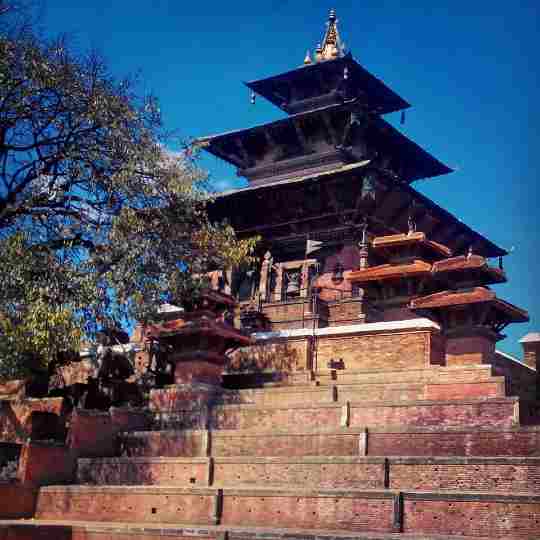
[0,519,502,540]
[38,485,540,502]
[121,424,540,437]
[78,455,540,466]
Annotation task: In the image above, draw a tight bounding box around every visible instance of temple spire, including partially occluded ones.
[314,8,344,63]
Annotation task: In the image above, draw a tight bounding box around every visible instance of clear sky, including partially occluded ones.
[38,1,539,357]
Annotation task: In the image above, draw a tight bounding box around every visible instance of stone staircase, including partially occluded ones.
[2,362,539,540]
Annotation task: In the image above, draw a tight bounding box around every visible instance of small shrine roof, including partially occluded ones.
[145,317,252,344]
[432,254,506,284]
[348,259,432,283]
[372,232,452,258]
[410,287,529,322]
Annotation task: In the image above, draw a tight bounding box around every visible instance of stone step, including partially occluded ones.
[291,365,499,386]
[0,519,502,540]
[152,397,519,431]
[34,485,540,538]
[77,455,540,494]
[118,425,540,459]
[232,376,506,407]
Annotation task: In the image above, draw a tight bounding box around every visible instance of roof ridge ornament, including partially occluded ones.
[314,8,345,63]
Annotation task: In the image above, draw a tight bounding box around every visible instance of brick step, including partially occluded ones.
[118,425,540,458]
[34,485,540,538]
[77,455,540,494]
[0,519,502,540]
[152,397,519,431]
[232,377,507,406]
[290,365,499,386]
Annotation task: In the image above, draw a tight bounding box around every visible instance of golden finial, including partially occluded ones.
[319,8,344,62]
[304,50,312,65]
[315,42,323,62]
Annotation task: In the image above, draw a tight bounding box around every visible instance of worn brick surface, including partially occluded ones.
[213,457,385,488]
[230,338,309,373]
[368,427,540,456]
[209,403,342,431]
[119,430,206,458]
[78,457,209,486]
[403,497,540,539]
[389,459,540,492]
[211,430,361,457]
[220,489,395,532]
[424,381,506,400]
[35,486,217,525]
[350,398,517,428]
[316,331,438,371]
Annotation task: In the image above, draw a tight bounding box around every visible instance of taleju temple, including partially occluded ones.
[1,10,540,540]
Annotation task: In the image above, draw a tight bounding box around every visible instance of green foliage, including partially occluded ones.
[0,9,257,381]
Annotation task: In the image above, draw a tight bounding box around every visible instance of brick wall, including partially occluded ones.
[17,442,76,486]
[446,334,495,366]
[0,483,37,519]
[492,351,539,401]
[316,330,438,371]
[229,338,310,373]
[326,298,363,326]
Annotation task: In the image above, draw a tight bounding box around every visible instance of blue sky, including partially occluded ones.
[39,1,539,357]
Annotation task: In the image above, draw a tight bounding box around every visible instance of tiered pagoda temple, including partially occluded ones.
[1,10,539,540]
[199,9,526,361]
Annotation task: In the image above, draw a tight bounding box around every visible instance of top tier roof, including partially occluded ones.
[246,10,410,116]
[246,53,410,116]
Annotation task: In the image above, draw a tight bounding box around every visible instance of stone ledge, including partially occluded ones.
[402,491,540,503]
[0,519,500,540]
[39,485,218,496]
[252,318,441,341]
[206,396,518,412]
[122,423,540,439]
[78,456,211,465]
[36,485,540,502]
[83,454,540,466]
